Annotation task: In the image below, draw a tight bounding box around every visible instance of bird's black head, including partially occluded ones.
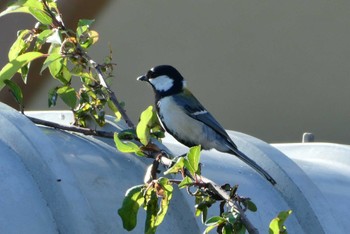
[137,65,186,98]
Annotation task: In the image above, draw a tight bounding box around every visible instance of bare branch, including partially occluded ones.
[27,116,114,138]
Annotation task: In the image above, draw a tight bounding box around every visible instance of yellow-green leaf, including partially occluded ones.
[164,157,185,175]
[8,29,32,61]
[269,210,292,234]
[0,52,44,90]
[114,133,144,156]
[178,176,193,189]
[136,106,154,145]
[184,145,201,175]
[0,5,52,25]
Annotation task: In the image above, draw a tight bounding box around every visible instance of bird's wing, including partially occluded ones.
[173,89,238,149]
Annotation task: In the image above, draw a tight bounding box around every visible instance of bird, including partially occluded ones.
[137,65,276,185]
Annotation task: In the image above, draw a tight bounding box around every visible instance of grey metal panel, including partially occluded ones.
[1,103,349,233]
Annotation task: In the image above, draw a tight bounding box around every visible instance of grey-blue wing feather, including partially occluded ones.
[173,91,238,149]
[173,91,276,185]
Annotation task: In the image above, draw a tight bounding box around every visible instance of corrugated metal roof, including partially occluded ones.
[1,102,349,233]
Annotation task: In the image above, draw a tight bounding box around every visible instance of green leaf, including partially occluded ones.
[35,29,54,50]
[114,133,144,155]
[155,178,173,226]
[118,185,145,231]
[77,19,95,36]
[204,225,218,234]
[0,5,52,25]
[8,29,32,61]
[42,45,71,84]
[269,210,292,234]
[184,145,201,175]
[178,176,193,189]
[233,221,246,234]
[244,199,257,212]
[41,52,61,74]
[57,86,77,109]
[28,7,52,24]
[164,157,185,175]
[205,216,226,226]
[4,79,23,106]
[76,19,96,49]
[0,52,44,90]
[223,223,234,234]
[107,99,122,120]
[136,106,154,145]
[145,190,158,234]
[48,55,63,78]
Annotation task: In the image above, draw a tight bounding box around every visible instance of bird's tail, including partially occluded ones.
[229,148,276,185]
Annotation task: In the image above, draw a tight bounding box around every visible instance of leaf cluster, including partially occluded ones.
[0,0,120,127]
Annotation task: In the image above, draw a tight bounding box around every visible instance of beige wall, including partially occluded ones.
[4,1,350,144]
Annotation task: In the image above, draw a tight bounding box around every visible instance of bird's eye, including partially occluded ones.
[146,70,153,78]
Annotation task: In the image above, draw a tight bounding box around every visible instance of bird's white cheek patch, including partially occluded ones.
[149,75,174,92]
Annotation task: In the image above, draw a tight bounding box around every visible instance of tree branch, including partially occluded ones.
[27,116,114,138]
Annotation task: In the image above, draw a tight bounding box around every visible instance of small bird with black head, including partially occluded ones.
[137,65,276,185]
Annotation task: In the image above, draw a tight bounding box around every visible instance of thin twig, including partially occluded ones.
[27,116,114,138]
[85,55,135,128]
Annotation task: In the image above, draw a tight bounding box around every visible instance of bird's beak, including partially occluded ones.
[137,75,147,81]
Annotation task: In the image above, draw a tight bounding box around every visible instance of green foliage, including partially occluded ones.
[269,210,292,234]
[118,178,173,234]
[0,0,52,24]
[0,52,44,90]
[136,105,164,146]
[114,132,144,156]
[56,86,77,109]
[118,185,146,231]
[184,145,201,176]
[0,0,120,127]
[4,79,23,108]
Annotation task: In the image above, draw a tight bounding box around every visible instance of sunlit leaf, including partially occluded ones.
[164,157,185,175]
[0,5,52,25]
[269,210,292,234]
[57,86,77,109]
[35,29,54,50]
[184,145,201,175]
[178,176,193,189]
[145,190,158,234]
[89,30,99,44]
[118,185,145,231]
[153,178,173,227]
[107,99,122,120]
[114,133,144,156]
[136,106,154,145]
[0,52,44,90]
[8,29,32,61]
[205,216,226,226]
[41,52,61,74]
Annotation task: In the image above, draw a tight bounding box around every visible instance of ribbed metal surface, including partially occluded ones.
[1,102,349,233]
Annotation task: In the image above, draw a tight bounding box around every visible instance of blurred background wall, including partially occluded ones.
[1,0,350,144]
